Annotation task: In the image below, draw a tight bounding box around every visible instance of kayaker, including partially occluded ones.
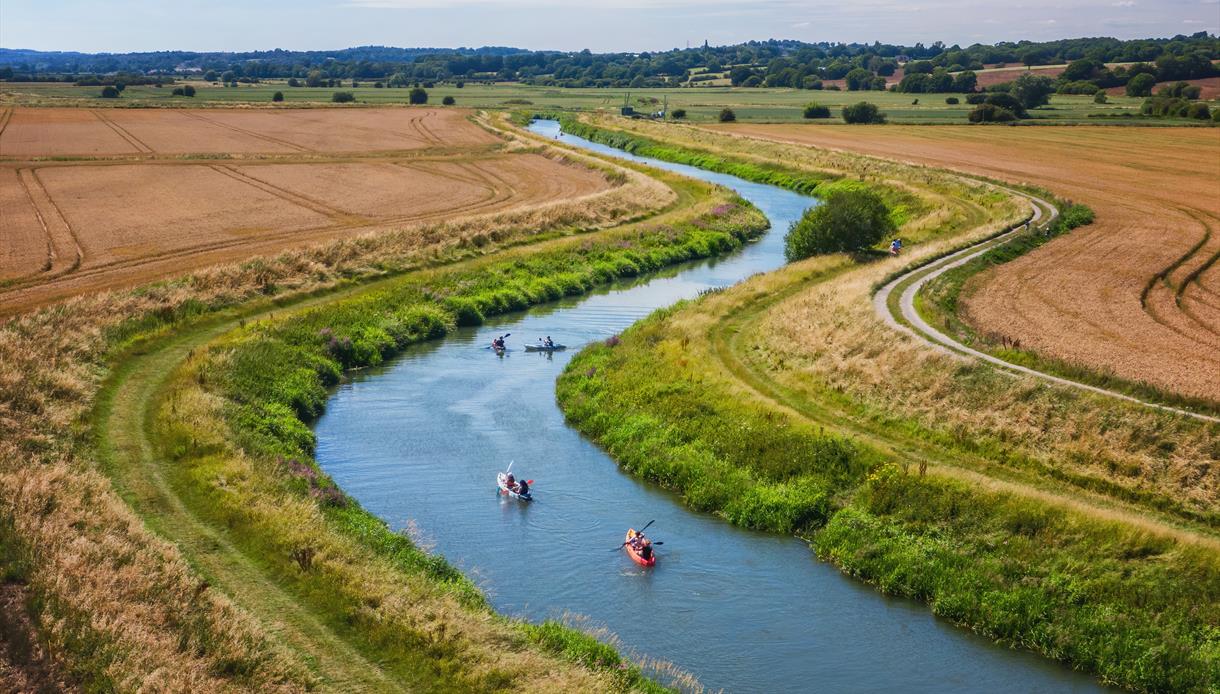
[517,478,529,496]
[492,335,506,350]
[505,473,516,490]
[544,336,554,348]
[639,540,653,561]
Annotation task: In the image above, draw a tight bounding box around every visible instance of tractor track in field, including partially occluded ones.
[873,185,1220,424]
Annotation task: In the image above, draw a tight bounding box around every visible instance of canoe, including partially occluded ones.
[624,528,656,567]
[524,344,567,352]
[497,472,532,501]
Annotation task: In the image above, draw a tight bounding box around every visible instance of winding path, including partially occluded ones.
[873,186,1220,424]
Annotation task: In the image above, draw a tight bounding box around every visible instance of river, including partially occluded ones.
[312,119,1104,693]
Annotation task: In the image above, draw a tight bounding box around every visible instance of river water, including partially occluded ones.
[312,120,1104,692]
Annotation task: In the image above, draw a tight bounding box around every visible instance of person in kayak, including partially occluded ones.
[505,473,516,491]
[516,478,529,496]
[492,335,506,350]
[544,336,554,348]
[639,540,653,561]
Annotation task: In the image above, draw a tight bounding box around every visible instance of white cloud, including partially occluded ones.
[1111,0,1135,6]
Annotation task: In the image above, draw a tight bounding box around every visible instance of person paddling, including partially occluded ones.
[516,478,529,496]
[492,335,507,350]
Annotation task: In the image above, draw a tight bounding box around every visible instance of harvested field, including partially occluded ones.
[711,123,1220,402]
[0,107,498,157]
[0,108,616,314]
[0,168,50,281]
[1105,76,1220,100]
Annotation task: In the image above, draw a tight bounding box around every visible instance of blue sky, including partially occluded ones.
[2,0,1217,53]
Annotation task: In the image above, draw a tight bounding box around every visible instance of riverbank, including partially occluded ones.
[0,114,700,691]
[554,118,1219,692]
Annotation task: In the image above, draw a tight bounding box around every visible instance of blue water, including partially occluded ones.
[312,120,1105,692]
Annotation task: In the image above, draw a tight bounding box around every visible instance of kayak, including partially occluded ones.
[524,344,566,352]
[497,472,532,501]
[624,528,656,567]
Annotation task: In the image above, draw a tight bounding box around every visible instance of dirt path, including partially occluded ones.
[872,185,1220,424]
[95,302,414,692]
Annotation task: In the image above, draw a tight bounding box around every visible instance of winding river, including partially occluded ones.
[313,120,1104,692]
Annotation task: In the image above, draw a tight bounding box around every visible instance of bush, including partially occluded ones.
[1126,73,1156,97]
[441,95,455,105]
[171,87,184,96]
[718,107,736,122]
[802,103,830,119]
[965,93,986,105]
[1093,92,1108,104]
[1187,102,1211,120]
[100,85,120,98]
[183,85,195,97]
[287,78,300,87]
[670,108,686,119]
[331,91,355,103]
[1010,73,1055,109]
[968,103,1017,123]
[784,187,895,260]
[409,87,428,104]
[1213,107,1220,123]
[455,81,464,88]
[841,101,886,124]
[272,91,284,102]
[984,92,1027,118]
[945,96,959,105]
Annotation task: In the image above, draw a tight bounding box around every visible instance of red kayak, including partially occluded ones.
[624,528,656,567]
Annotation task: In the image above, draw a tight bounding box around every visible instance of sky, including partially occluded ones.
[1,0,1217,54]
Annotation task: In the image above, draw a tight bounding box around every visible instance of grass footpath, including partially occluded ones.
[550,119,1220,692]
[119,167,767,691]
[557,280,1220,693]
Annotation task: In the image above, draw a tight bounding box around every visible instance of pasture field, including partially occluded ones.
[0,80,1184,124]
[705,122,1220,403]
[0,107,612,313]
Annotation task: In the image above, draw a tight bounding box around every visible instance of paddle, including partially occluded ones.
[611,519,655,550]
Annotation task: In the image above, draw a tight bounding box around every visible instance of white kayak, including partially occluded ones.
[497,472,533,501]
[524,344,566,352]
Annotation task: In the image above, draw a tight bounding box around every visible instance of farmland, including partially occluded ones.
[0,107,615,313]
[708,122,1220,404]
[0,80,1177,124]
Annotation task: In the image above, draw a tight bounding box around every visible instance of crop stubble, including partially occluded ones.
[0,107,610,313]
[715,123,1220,402]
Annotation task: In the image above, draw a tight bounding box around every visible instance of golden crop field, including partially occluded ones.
[712,122,1220,403]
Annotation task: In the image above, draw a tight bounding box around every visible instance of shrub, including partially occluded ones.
[100,85,120,98]
[670,108,686,119]
[1157,81,1202,99]
[965,93,986,105]
[1213,107,1220,123]
[841,101,886,124]
[1126,73,1156,97]
[455,81,464,88]
[287,77,300,87]
[968,103,1017,123]
[742,75,763,88]
[1187,102,1210,120]
[272,91,284,102]
[784,187,895,260]
[183,85,195,97]
[441,95,455,105]
[984,92,1027,118]
[1093,92,1108,104]
[718,107,736,122]
[945,96,959,105]
[409,87,428,104]
[171,87,184,96]
[331,91,355,103]
[802,103,830,119]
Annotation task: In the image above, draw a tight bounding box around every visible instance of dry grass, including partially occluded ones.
[713,123,1220,403]
[0,107,627,315]
[0,114,674,690]
[645,122,1220,518]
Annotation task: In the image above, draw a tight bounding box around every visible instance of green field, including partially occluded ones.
[1,79,1185,124]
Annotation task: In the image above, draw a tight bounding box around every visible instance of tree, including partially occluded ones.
[945,96,959,104]
[332,91,355,103]
[272,91,284,102]
[287,77,300,87]
[171,87,185,96]
[718,107,736,122]
[455,81,464,88]
[803,102,830,118]
[409,87,428,104]
[670,108,687,119]
[784,187,895,261]
[1010,73,1055,109]
[845,68,873,91]
[1126,73,1156,97]
[305,70,324,87]
[841,101,886,124]
[983,92,1027,118]
[968,103,1017,123]
[203,70,217,82]
[729,66,754,86]
[220,70,236,84]
[1093,92,1108,104]
[442,95,455,105]
[100,86,120,98]
[182,85,195,97]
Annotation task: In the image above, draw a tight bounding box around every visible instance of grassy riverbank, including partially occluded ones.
[0,115,719,691]
[558,282,1219,692]
[551,118,1219,692]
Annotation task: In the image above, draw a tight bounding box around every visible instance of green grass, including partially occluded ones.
[556,296,1220,693]
[6,79,1207,125]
